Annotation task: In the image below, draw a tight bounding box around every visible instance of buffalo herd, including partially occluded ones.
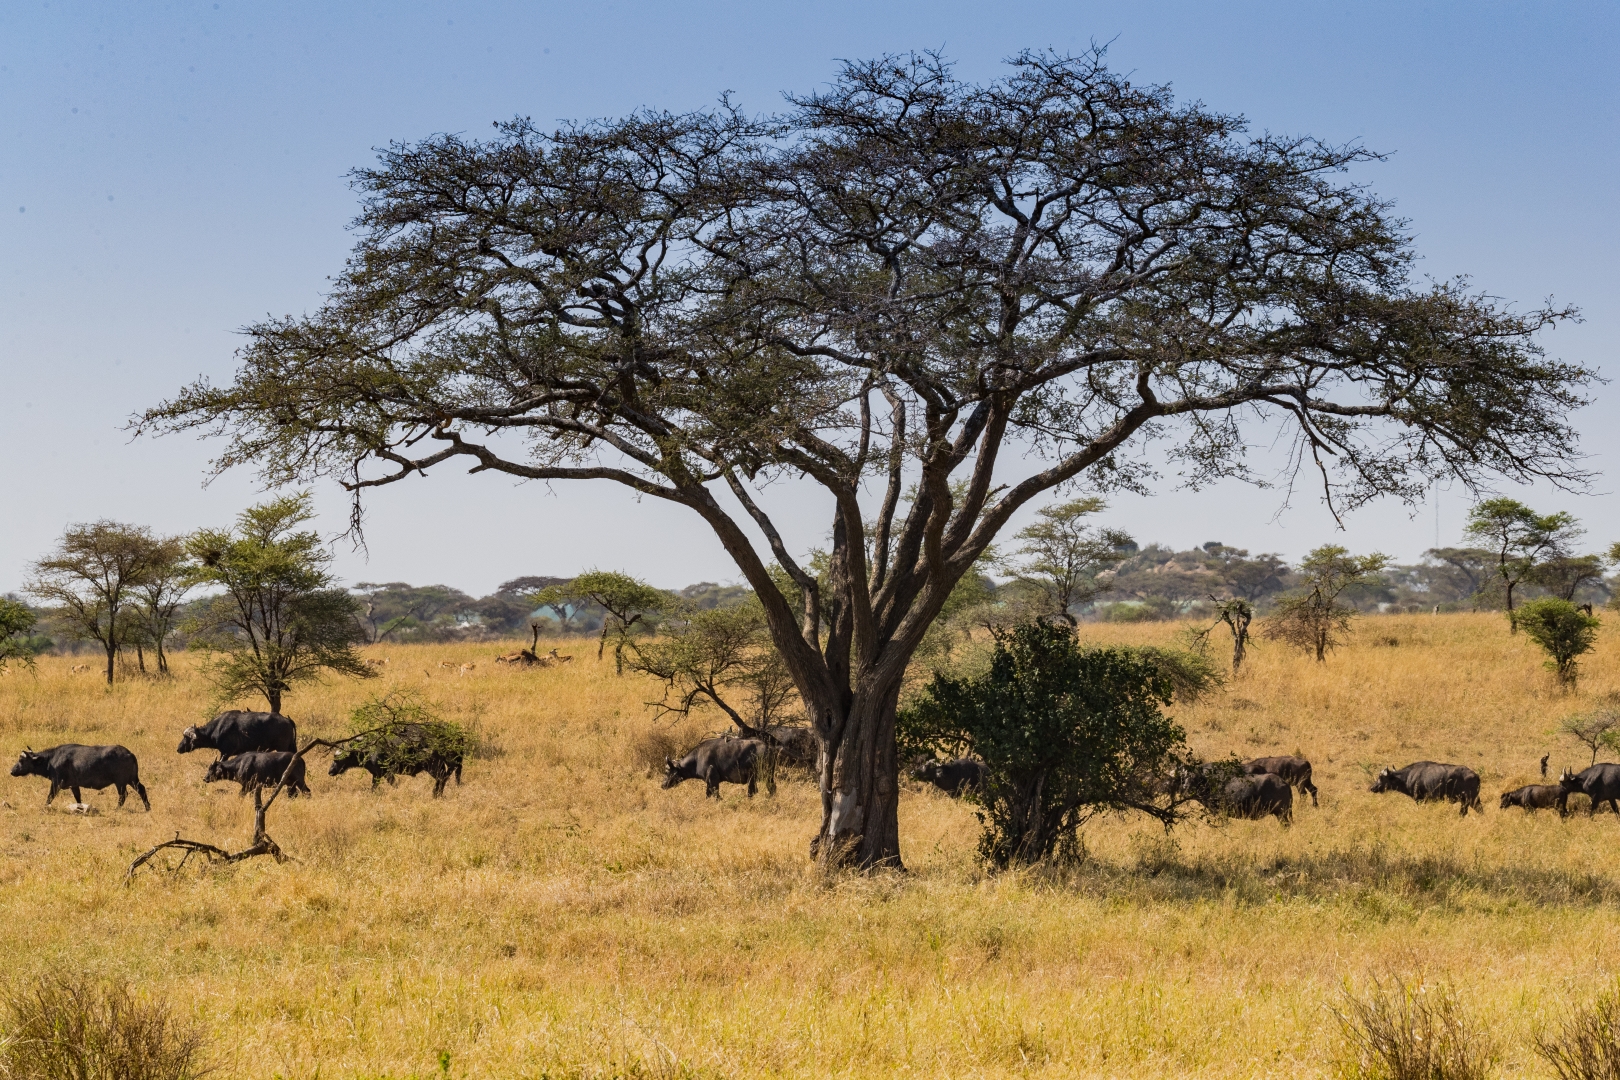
[8,709,465,810]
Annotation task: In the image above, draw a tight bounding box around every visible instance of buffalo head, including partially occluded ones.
[1369,768,1394,793]
[1558,767,1581,791]
[329,749,361,776]
[176,726,201,754]
[911,760,942,784]
[1499,790,1516,810]
[10,749,43,778]
[660,757,681,789]
[202,759,227,784]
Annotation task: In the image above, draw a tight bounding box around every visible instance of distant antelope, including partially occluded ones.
[70,664,91,674]
[364,656,391,668]
[438,662,457,670]
[457,663,476,676]
[548,649,573,664]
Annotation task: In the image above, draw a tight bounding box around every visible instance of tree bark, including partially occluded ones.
[103,641,116,686]
[812,685,904,869]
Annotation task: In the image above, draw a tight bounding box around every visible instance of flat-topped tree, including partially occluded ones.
[138,50,1590,868]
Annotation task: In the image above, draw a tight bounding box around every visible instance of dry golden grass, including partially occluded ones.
[3,614,1620,1077]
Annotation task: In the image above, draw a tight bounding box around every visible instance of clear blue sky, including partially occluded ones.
[2,1,1615,595]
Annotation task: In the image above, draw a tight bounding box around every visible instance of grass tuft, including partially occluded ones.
[0,974,212,1080]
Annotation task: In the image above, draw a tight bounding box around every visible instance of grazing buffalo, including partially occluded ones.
[1369,761,1483,816]
[178,711,297,759]
[10,744,149,810]
[662,738,769,798]
[204,751,310,798]
[1499,784,1564,812]
[1221,772,1294,825]
[1244,755,1319,807]
[328,724,463,796]
[910,756,989,797]
[1558,764,1620,816]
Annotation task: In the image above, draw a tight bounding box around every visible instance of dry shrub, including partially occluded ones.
[1334,974,1495,1080]
[0,974,212,1080]
[1537,985,1620,1080]
[629,725,688,776]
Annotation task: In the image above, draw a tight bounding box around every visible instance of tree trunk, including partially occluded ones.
[156,639,168,675]
[136,642,146,674]
[812,687,903,869]
[1506,580,1519,632]
[103,641,116,685]
[268,687,282,714]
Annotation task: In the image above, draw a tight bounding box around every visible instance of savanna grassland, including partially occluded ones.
[3,613,1620,1078]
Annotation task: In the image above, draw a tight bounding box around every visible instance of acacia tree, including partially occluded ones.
[26,522,165,685]
[0,598,37,673]
[1008,497,1133,624]
[627,601,799,736]
[534,571,672,672]
[186,494,374,713]
[127,536,192,674]
[138,51,1590,867]
[1265,545,1388,662]
[1463,498,1582,624]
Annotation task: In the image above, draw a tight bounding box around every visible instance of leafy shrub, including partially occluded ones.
[1537,984,1620,1080]
[346,691,478,771]
[899,621,1200,869]
[1333,974,1494,1080]
[1516,597,1600,685]
[0,974,212,1080]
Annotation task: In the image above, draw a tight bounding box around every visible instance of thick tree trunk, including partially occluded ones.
[103,641,116,685]
[812,686,904,869]
[268,687,282,714]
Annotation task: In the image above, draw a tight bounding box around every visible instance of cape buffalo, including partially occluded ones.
[1558,764,1620,816]
[910,756,989,797]
[1244,755,1319,807]
[10,744,149,810]
[1499,784,1563,812]
[1221,772,1294,825]
[662,737,770,798]
[204,751,310,798]
[328,724,463,796]
[178,711,297,759]
[1369,761,1483,816]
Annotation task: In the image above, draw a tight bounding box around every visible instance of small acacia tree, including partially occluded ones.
[138,50,1591,867]
[1557,709,1620,766]
[627,601,798,736]
[1516,597,1599,686]
[899,621,1212,868]
[186,494,374,713]
[26,522,166,685]
[0,598,37,673]
[1265,546,1388,662]
[127,536,192,675]
[1008,497,1133,625]
[535,571,672,673]
[1198,597,1256,674]
[1463,498,1582,625]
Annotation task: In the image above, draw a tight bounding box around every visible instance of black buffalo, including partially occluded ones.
[204,751,310,798]
[1244,755,1319,807]
[1221,772,1294,825]
[1558,764,1620,816]
[10,744,149,810]
[178,711,297,759]
[1499,784,1564,812]
[328,724,463,796]
[1369,761,1483,816]
[910,756,988,797]
[662,738,770,798]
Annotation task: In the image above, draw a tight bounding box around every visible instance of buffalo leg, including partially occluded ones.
[134,782,150,811]
[747,772,757,798]
[45,779,59,805]
[116,784,127,808]
[1304,780,1319,807]
[705,767,720,799]
[71,786,83,804]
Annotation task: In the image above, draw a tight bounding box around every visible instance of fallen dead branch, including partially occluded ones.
[125,729,386,883]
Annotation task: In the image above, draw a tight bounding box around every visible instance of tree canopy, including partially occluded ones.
[138,50,1590,867]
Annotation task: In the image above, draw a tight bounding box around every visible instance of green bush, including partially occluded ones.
[1516,597,1600,685]
[899,622,1199,869]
